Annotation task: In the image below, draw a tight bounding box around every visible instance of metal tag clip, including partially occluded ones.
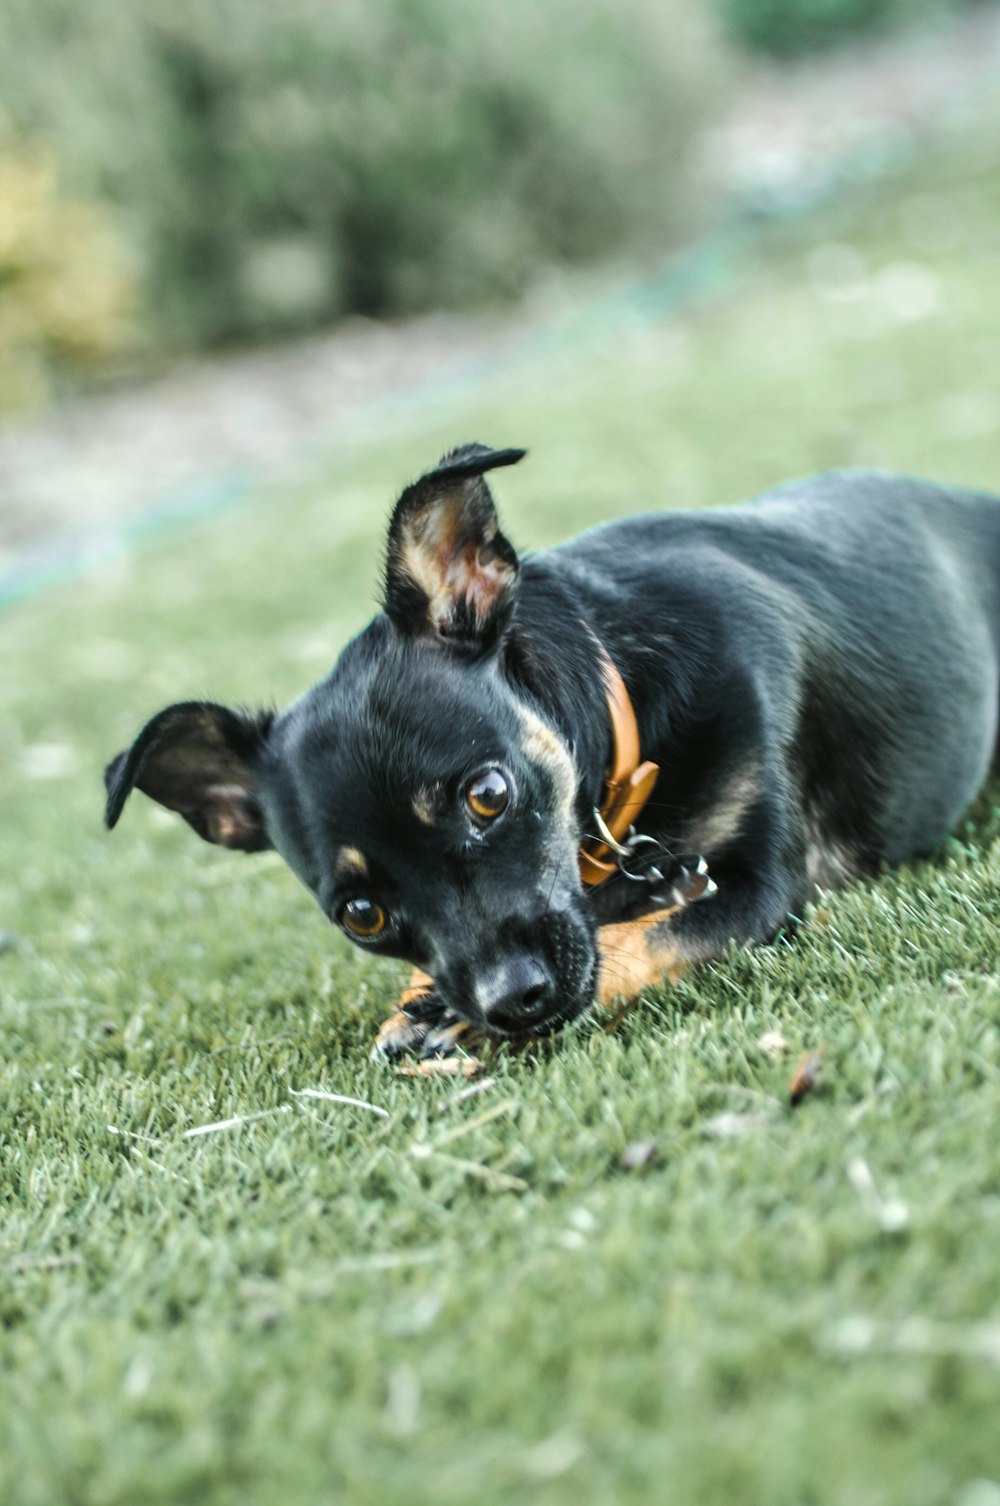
[591,809,717,907]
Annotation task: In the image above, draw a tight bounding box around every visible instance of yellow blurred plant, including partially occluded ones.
[0,120,137,414]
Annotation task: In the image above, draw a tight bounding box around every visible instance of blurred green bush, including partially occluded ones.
[0,117,137,413]
[0,0,723,374]
[714,0,971,56]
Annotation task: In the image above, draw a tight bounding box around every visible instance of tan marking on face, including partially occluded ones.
[335,845,369,879]
[513,703,577,828]
[681,768,761,856]
[595,906,688,1008]
[411,788,436,826]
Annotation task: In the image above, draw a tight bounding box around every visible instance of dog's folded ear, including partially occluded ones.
[383,442,526,650]
[104,701,273,852]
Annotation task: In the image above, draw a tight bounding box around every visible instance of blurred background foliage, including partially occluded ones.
[717,0,980,55]
[0,0,718,403]
[0,0,990,413]
[0,117,137,413]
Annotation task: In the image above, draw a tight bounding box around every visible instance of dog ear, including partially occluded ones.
[383,443,526,649]
[104,701,273,852]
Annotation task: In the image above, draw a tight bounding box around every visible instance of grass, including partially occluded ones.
[2,107,1000,1506]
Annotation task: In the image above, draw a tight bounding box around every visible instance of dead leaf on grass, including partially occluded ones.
[789,1049,824,1107]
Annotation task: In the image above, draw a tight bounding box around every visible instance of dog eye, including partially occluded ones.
[465,768,510,822]
[340,897,387,939]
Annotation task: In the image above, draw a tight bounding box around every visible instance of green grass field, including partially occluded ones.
[2,114,1000,1506]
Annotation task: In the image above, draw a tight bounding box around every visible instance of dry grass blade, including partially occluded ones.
[329,1248,446,1276]
[290,1088,390,1118]
[428,1098,518,1148]
[409,1144,528,1193]
[437,1076,498,1111]
[182,1107,292,1139]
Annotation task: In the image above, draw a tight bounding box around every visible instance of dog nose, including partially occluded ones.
[475,955,553,1030]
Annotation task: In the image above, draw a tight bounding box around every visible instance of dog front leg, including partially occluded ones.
[370,969,442,1059]
[595,904,691,1010]
[595,868,800,1011]
[371,969,486,1061]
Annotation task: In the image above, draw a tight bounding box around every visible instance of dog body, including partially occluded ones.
[106,452,1000,1055]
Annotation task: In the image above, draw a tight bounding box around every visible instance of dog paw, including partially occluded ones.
[370,969,449,1061]
[421,1013,485,1060]
[370,1010,434,1061]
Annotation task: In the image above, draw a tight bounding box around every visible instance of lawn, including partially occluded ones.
[2,112,1000,1506]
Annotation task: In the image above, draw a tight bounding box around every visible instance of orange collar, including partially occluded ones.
[578,646,660,888]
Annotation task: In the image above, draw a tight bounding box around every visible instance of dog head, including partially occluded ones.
[105,446,599,1036]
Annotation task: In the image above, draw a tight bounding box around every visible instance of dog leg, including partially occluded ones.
[595,854,807,1012]
[370,968,443,1060]
[370,968,490,1061]
[595,904,689,1010]
[420,1014,486,1059]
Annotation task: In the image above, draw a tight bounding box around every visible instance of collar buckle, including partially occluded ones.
[578,640,660,888]
[576,634,715,907]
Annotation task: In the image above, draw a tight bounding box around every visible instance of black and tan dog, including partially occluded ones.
[105,447,1000,1058]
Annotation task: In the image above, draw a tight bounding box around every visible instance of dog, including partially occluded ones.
[104,446,1000,1059]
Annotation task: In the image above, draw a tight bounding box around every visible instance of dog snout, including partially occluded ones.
[474,954,553,1032]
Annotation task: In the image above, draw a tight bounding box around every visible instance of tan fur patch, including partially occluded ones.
[203,783,260,848]
[514,703,576,827]
[595,905,688,1007]
[411,788,436,826]
[400,968,434,1007]
[399,499,513,634]
[372,1010,430,1059]
[335,846,369,878]
[682,767,761,855]
[801,806,859,890]
[804,833,857,889]
[209,808,245,846]
[399,530,451,626]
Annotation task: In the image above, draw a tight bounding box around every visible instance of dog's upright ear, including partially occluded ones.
[104,701,273,851]
[383,443,526,650]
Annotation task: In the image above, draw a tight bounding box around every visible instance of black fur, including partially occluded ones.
[105,450,1000,1043]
